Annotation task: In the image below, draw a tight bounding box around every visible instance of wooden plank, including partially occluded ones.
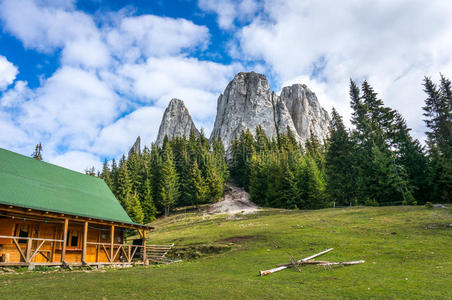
[95,231,100,263]
[110,225,114,262]
[25,239,32,263]
[102,244,111,262]
[0,235,63,242]
[61,218,69,263]
[29,240,46,262]
[82,221,88,264]
[130,246,139,263]
[112,245,123,262]
[143,230,148,265]
[12,238,27,262]
[121,245,129,262]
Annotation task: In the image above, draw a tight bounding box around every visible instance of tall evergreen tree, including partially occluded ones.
[423,76,452,202]
[159,143,180,216]
[141,179,157,223]
[32,143,43,160]
[188,160,208,209]
[325,108,357,205]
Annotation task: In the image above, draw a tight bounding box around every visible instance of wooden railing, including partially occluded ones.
[146,244,174,263]
[0,235,63,263]
[0,235,170,265]
[86,242,146,263]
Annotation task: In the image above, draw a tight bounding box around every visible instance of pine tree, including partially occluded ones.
[325,108,357,206]
[32,143,43,160]
[189,160,208,209]
[141,179,157,223]
[116,161,133,208]
[159,143,179,216]
[100,159,113,190]
[423,76,452,202]
[125,191,144,224]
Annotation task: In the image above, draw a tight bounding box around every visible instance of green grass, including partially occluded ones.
[1,206,451,299]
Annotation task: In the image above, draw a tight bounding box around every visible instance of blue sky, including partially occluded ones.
[0,0,451,172]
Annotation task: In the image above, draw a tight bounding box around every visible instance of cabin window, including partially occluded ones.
[14,224,29,244]
[66,231,79,248]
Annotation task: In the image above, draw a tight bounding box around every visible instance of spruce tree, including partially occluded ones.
[32,143,43,160]
[325,108,357,206]
[141,179,157,223]
[159,143,179,216]
[189,160,208,209]
[100,159,113,190]
[126,191,144,224]
[423,76,452,202]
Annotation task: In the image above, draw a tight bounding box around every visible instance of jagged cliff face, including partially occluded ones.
[129,136,141,156]
[209,72,329,149]
[150,72,329,150]
[155,98,199,146]
[210,72,281,146]
[280,84,330,143]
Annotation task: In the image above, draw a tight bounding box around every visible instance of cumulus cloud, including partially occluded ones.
[230,0,452,140]
[49,150,102,173]
[0,0,110,68]
[92,106,165,157]
[0,55,18,90]
[107,15,210,59]
[198,0,259,30]
[0,0,240,172]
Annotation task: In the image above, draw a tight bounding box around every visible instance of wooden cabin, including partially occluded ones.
[0,148,151,267]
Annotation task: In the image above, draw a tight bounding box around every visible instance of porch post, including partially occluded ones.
[143,229,148,266]
[82,221,88,264]
[110,225,115,263]
[61,218,69,263]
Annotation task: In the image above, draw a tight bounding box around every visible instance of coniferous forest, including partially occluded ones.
[96,76,451,223]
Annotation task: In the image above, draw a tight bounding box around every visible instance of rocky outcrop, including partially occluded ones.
[156,98,199,146]
[280,84,330,143]
[210,72,329,149]
[210,72,288,148]
[128,136,141,156]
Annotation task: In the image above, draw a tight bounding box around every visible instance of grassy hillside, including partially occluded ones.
[1,206,451,299]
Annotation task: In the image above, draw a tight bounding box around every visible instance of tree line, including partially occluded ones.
[86,75,450,223]
[97,132,228,223]
[228,76,451,208]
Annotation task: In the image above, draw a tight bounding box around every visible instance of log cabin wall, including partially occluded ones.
[0,214,125,264]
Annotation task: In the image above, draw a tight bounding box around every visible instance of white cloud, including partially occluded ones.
[115,56,242,124]
[0,55,18,90]
[92,106,165,157]
[0,0,240,172]
[0,0,110,68]
[49,150,102,173]
[107,15,210,59]
[232,0,452,140]
[198,0,258,30]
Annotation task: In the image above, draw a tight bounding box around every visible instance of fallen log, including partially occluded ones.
[317,260,365,266]
[260,248,333,276]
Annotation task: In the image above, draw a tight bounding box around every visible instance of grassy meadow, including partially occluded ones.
[1,206,451,299]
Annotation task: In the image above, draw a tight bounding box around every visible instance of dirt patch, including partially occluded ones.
[167,244,232,260]
[205,183,259,215]
[218,235,255,244]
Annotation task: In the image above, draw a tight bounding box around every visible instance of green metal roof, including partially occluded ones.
[0,148,138,226]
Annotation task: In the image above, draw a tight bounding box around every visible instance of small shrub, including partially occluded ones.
[425,202,433,208]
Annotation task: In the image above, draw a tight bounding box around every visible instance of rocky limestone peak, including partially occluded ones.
[155,98,200,146]
[128,136,141,156]
[210,72,286,149]
[280,84,330,143]
[210,72,329,150]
